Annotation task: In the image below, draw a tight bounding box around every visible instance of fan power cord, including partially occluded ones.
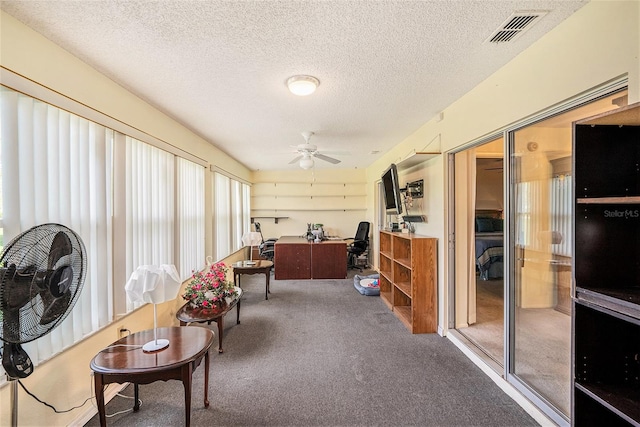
[17,379,92,413]
[106,392,143,418]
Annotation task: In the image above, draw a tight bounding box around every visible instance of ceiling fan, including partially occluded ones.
[289,132,341,169]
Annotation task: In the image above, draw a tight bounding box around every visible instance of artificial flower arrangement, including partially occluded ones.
[182,262,238,309]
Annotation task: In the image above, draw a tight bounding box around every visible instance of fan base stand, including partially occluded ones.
[10,377,18,427]
[142,339,169,352]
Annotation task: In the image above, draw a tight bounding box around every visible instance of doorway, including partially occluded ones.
[453,138,505,365]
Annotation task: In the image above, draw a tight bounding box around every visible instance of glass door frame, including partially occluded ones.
[447,75,628,427]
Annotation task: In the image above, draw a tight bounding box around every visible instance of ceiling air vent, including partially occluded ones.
[487,11,548,44]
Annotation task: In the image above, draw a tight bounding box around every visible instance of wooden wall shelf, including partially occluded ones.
[251,181,367,213]
[397,151,441,170]
[250,216,289,224]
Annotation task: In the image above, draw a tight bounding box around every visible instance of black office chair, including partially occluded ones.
[345,221,370,271]
[254,222,276,263]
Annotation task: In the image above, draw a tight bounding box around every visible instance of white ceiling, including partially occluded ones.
[1,0,586,171]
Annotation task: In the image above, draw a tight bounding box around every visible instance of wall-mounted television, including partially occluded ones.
[381,163,403,214]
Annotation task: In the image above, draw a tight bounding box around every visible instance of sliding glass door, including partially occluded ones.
[508,90,628,418]
[451,86,628,424]
[510,121,573,414]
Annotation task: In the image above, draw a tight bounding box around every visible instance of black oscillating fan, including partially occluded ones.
[0,223,86,380]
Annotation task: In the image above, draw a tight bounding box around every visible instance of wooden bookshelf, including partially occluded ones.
[379,231,437,333]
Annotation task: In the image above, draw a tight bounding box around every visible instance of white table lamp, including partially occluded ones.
[241,231,263,262]
[125,264,181,352]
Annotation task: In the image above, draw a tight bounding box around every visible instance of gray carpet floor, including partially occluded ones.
[85,271,537,426]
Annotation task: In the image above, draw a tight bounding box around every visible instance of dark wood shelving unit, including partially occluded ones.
[572,102,640,427]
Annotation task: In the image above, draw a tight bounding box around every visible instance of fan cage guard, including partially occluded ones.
[0,223,86,344]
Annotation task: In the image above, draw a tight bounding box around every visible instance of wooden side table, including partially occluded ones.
[232,260,273,300]
[176,287,242,353]
[90,327,214,427]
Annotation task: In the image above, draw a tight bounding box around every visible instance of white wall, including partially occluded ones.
[251,169,370,240]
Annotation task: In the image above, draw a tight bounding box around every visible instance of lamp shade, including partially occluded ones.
[125,264,181,305]
[124,264,181,352]
[241,232,262,247]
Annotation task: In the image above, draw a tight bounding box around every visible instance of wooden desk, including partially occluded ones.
[90,327,213,427]
[274,236,311,280]
[274,236,347,280]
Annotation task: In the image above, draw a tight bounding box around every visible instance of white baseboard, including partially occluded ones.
[69,382,129,427]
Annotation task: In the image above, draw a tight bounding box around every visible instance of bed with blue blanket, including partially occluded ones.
[475,215,504,280]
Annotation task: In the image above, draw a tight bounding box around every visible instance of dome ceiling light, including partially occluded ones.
[287,75,319,96]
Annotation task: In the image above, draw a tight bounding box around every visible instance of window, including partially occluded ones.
[0,86,209,377]
[0,87,113,367]
[123,136,175,310]
[214,172,231,260]
[177,157,205,280]
[212,171,250,261]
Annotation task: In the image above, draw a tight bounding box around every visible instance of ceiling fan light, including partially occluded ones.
[299,156,314,169]
[287,75,319,96]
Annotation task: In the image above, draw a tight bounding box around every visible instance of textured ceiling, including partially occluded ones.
[0,0,586,171]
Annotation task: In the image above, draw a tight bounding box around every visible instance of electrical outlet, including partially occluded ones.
[118,326,128,338]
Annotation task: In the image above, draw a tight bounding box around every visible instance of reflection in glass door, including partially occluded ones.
[509,90,628,416]
[511,130,572,414]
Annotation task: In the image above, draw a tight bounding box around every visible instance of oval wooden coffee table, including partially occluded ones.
[91,326,213,427]
[176,287,242,353]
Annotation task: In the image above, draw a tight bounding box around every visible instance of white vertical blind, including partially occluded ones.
[0,85,235,387]
[515,180,542,251]
[212,173,250,262]
[177,157,205,280]
[551,175,572,257]
[0,86,237,379]
[516,177,571,256]
[214,172,231,260]
[242,182,251,237]
[231,180,243,250]
[0,87,113,367]
[125,136,174,310]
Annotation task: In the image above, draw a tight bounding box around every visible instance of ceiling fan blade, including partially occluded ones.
[314,153,341,164]
[48,231,73,269]
[289,155,303,164]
